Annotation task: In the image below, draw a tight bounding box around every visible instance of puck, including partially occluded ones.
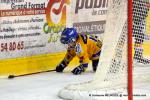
[8,75,15,79]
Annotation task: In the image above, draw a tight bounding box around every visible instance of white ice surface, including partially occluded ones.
[0,72,94,100]
[0,71,150,100]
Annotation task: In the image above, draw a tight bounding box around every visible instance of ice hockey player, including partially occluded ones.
[55,28,102,75]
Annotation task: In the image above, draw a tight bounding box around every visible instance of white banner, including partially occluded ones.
[0,0,107,60]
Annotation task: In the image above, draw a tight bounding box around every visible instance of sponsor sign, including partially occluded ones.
[72,0,108,34]
[0,0,107,60]
[0,0,70,59]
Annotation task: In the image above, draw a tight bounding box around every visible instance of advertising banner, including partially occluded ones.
[0,0,107,75]
[0,0,67,60]
[72,0,107,34]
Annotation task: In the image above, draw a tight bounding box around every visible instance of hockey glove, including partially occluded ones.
[56,60,67,72]
[71,64,88,75]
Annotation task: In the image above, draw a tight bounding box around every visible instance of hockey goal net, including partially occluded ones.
[58,0,150,100]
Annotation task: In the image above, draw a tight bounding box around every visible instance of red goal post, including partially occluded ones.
[128,0,133,100]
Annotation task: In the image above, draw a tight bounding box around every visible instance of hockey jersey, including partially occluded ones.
[63,34,102,66]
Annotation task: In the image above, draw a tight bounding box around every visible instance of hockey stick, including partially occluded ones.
[8,69,56,79]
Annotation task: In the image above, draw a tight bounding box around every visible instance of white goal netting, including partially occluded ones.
[133,0,150,65]
[58,0,150,100]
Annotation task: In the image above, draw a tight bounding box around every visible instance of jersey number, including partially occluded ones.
[75,44,82,54]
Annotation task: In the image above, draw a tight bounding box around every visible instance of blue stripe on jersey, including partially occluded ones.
[92,50,101,58]
[80,34,87,44]
[89,36,97,42]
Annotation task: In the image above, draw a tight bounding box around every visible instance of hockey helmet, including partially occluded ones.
[60,28,78,44]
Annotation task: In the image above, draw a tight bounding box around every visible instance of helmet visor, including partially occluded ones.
[63,41,76,50]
